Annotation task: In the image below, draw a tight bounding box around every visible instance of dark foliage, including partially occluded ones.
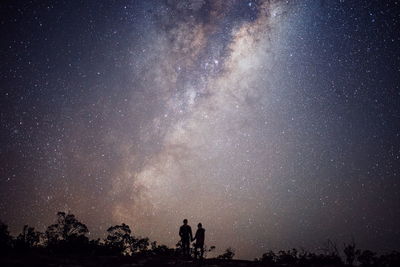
[46,212,89,243]
[0,221,12,253]
[217,247,235,260]
[256,243,400,267]
[151,241,176,257]
[106,223,150,255]
[258,248,341,266]
[45,211,90,253]
[344,240,359,266]
[1,212,400,267]
[106,223,132,254]
[15,225,43,250]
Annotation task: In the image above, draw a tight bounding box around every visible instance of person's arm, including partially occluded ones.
[179,226,182,237]
[189,227,193,240]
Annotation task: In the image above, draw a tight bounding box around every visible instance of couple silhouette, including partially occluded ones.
[179,219,205,259]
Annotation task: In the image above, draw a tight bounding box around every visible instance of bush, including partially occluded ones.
[217,247,235,260]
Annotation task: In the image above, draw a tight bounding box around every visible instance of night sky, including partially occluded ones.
[1,0,400,260]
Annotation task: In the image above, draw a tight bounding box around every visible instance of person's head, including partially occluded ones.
[183,219,188,225]
[198,223,202,228]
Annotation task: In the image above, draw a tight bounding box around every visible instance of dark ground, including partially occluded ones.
[0,253,260,267]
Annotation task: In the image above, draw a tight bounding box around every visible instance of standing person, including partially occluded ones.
[179,219,193,257]
[193,223,205,259]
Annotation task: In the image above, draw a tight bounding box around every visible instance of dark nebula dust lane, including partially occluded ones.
[1,0,400,259]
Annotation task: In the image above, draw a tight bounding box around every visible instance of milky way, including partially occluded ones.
[1,0,400,259]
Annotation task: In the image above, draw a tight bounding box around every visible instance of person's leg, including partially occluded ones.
[184,242,188,256]
[181,241,187,256]
[183,240,190,256]
[200,245,204,259]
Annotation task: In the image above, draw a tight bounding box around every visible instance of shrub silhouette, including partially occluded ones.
[217,247,235,260]
[276,249,298,265]
[379,251,400,267]
[257,247,342,266]
[357,250,377,267]
[299,251,342,266]
[151,241,175,257]
[260,250,277,265]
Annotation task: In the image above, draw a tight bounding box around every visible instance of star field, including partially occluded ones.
[1,0,400,259]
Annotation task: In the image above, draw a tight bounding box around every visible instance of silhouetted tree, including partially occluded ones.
[217,247,235,260]
[0,221,12,253]
[320,239,340,257]
[106,223,133,254]
[344,240,359,266]
[132,237,150,253]
[45,211,89,251]
[16,225,42,250]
